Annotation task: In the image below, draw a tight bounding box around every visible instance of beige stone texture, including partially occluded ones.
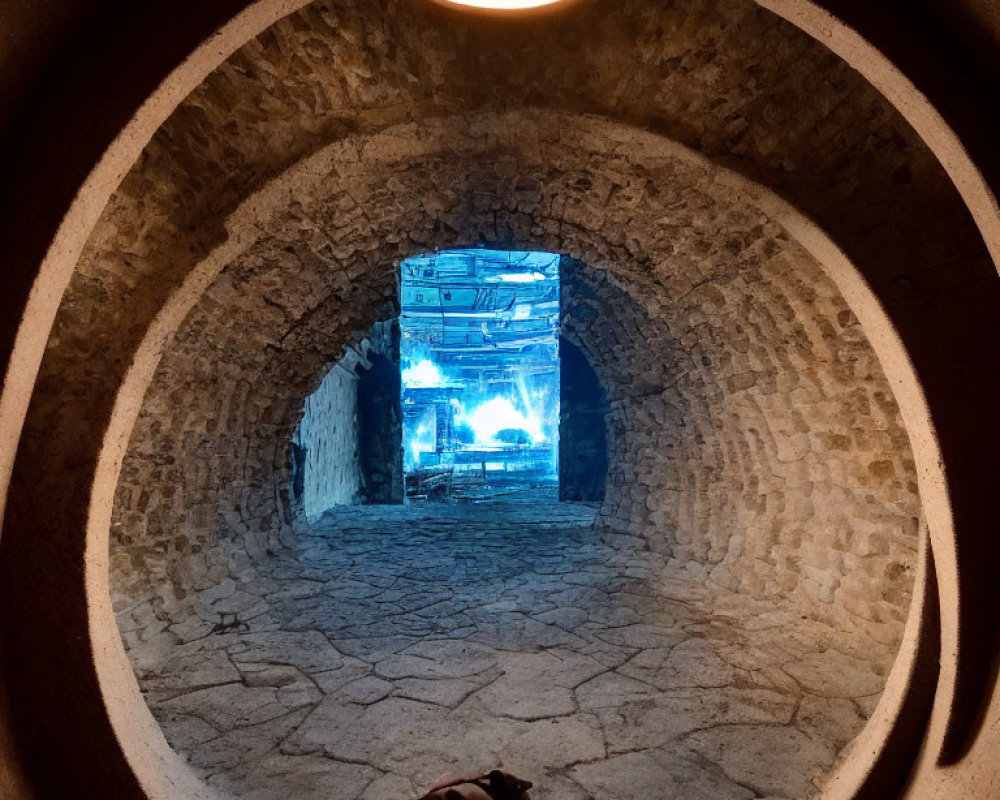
[1,1,998,799]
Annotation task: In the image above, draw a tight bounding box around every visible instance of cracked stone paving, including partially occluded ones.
[119,496,896,800]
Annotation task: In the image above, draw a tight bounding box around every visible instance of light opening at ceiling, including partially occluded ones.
[433,0,568,9]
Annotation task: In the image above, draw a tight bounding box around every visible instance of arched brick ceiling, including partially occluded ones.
[33,0,985,510]
[106,111,921,639]
[3,1,995,798]
[28,0,982,518]
[96,110,921,797]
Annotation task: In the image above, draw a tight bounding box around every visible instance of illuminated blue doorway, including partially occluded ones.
[400,249,560,500]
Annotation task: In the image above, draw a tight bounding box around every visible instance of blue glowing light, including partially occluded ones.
[400,248,561,491]
[402,359,447,388]
[460,397,544,445]
[493,272,548,283]
[408,408,438,465]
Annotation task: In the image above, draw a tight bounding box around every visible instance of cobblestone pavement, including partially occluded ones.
[122,499,897,800]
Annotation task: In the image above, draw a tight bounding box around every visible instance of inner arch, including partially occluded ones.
[3,1,993,793]
[98,112,924,799]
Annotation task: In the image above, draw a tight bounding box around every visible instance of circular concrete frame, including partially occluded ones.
[0,1,997,798]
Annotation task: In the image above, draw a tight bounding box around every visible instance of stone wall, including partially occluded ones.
[294,361,360,518]
[100,111,923,648]
[291,319,401,518]
[108,237,399,614]
[558,225,921,634]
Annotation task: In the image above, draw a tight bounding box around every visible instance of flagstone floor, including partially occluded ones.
[121,499,897,800]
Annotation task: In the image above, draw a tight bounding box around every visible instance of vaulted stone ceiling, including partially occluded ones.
[29,0,963,631]
[2,1,999,799]
[102,109,920,633]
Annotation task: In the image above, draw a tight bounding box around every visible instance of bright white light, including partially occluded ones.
[437,0,566,9]
[402,360,445,388]
[407,410,437,467]
[497,272,547,283]
[466,397,543,444]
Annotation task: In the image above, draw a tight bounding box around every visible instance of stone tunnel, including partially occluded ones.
[0,1,999,800]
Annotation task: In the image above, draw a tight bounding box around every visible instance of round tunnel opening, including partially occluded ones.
[87,59,926,798]
[107,213,921,800]
[1,0,992,792]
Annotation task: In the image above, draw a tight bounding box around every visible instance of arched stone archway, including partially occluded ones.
[0,1,996,800]
[98,112,919,637]
[97,110,926,798]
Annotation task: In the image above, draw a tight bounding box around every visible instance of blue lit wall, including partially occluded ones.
[400,249,560,497]
[292,321,402,516]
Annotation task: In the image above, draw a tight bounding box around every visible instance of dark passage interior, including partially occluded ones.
[87,9,932,794]
[559,337,608,504]
[108,212,919,798]
[356,335,404,506]
[6,0,1000,798]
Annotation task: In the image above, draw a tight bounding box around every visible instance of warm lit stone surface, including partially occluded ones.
[16,0,934,792]
[3,0,999,796]
[121,498,895,800]
[106,113,922,646]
